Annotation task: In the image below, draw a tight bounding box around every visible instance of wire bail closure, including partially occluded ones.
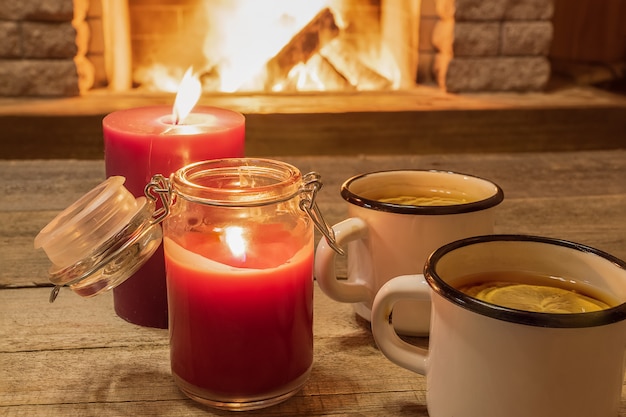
[300,172,345,256]
[144,174,172,225]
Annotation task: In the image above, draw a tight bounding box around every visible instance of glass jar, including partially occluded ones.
[160,158,315,410]
[33,176,163,301]
[36,158,339,411]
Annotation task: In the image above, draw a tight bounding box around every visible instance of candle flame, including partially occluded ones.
[224,226,246,261]
[172,67,202,125]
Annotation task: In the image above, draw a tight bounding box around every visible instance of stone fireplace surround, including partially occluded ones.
[0,0,554,97]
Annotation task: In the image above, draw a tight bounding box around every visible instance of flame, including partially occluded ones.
[224,226,246,260]
[172,67,202,125]
[133,2,404,93]
[200,0,327,92]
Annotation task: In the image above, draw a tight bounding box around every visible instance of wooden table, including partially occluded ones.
[2,150,626,416]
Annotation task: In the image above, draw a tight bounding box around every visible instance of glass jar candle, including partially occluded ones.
[36,158,340,411]
[159,158,315,410]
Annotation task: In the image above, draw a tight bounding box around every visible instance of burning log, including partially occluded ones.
[264,7,340,89]
[311,55,356,90]
[279,55,355,91]
[320,38,393,90]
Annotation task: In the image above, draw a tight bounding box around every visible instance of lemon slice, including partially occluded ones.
[462,282,610,313]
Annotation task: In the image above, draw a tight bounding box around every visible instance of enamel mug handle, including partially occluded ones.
[314,217,371,303]
[371,274,430,375]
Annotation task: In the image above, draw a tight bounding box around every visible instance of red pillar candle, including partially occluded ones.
[103,106,245,328]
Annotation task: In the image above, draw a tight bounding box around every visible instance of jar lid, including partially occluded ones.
[34,177,163,301]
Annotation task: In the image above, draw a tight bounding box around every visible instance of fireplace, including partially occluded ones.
[122,0,420,94]
[98,0,424,94]
[1,0,557,97]
[1,0,625,160]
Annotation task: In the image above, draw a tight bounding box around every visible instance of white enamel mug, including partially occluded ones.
[372,235,626,417]
[315,170,503,335]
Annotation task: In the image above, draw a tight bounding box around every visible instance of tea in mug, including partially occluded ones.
[378,195,468,206]
[458,271,616,313]
[373,189,472,207]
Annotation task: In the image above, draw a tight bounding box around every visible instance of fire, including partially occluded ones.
[172,68,201,125]
[202,0,328,92]
[134,1,402,93]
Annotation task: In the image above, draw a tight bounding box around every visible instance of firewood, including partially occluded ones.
[265,7,340,89]
[320,38,393,90]
[279,54,354,91]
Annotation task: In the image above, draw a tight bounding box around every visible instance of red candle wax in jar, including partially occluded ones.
[163,228,314,400]
[103,106,245,328]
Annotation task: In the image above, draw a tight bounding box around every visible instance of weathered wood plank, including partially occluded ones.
[0,288,168,352]
[3,151,626,211]
[0,286,380,353]
[0,286,427,416]
[1,342,423,406]
[0,392,426,417]
[5,193,626,288]
[3,152,626,287]
[1,286,625,416]
[3,85,624,117]
[0,160,105,212]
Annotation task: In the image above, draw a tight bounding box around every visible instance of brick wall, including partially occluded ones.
[430,0,554,92]
[129,0,203,81]
[416,0,438,85]
[0,0,106,97]
[0,0,79,96]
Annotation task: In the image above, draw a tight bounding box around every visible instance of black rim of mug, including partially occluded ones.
[424,234,626,328]
[340,169,504,215]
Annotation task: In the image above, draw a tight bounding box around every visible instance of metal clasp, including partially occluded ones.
[300,172,345,256]
[144,174,172,224]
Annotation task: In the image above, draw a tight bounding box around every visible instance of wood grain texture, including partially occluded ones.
[551,0,626,63]
[3,151,626,287]
[1,152,626,416]
[1,287,427,417]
